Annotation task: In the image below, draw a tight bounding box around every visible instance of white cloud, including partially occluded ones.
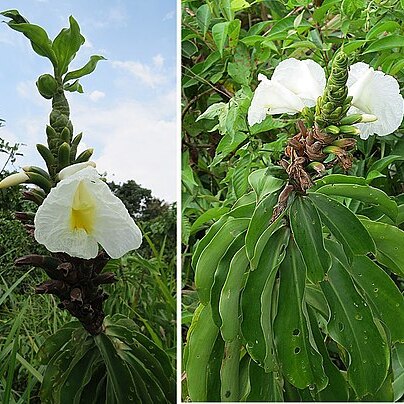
[163,10,175,21]
[87,90,106,102]
[112,60,166,88]
[153,54,165,69]
[69,93,177,202]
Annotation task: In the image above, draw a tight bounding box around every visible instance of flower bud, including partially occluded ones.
[0,172,29,189]
[339,125,361,135]
[36,74,58,99]
[331,138,356,149]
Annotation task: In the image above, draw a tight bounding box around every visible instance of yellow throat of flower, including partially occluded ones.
[70,181,95,234]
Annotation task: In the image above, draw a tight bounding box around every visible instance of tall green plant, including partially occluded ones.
[184,44,404,403]
[0,10,175,403]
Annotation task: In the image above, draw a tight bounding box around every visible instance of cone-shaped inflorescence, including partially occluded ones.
[315,51,352,130]
[275,50,358,206]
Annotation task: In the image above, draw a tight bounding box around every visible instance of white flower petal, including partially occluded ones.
[248,75,305,126]
[59,161,96,180]
[85,179,142,259]
[34,166,142,259]
[272,58,326,106]
[34,168,99,259]
[348,63,404,137]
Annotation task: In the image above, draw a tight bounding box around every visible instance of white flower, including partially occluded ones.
[248,59,326,126]
[34,166,142,259]
[347,62,404,139]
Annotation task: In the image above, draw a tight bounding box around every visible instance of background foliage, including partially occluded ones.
[182,0,404,401]
[0,136,176,402]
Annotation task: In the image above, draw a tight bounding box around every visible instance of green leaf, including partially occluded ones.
[64,79,84,93]
[274,239,328,391]
[315,183,398,222]
[219,246,249,341]
[219,0,234,20]
[290,196,330,283]
[348,256,404,344]
[94,333,136,404]
[7,21,57,66]
[360,218,404,277]
[241,227,289,370]
[190,206,230,235]
[196,102,227,121]
[311,174,367,191]
[227,61,250,85]
[211,132,247,165]
[245,192,278,261]
[363,35,404,54]
[368,154,404,173]
[186,304,219,402]
[307,307,349,402]
[308,193,375,259]
[247,361,283,401]
[366,20,400,40]
[248,168,284,202]
[342,0,366,15]
[220,337,241,401]
[392,344,404,401]
[320,258,389,398]
[211,232,246,327]
[196,4,211,37]
[228,19,241,49]
[212,22,230,57]
[195,217,250,304]
[53,15,85,76]
[64,55,106,83]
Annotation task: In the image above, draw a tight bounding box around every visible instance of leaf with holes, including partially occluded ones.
[320,258,389,398]
[274,240,328,391]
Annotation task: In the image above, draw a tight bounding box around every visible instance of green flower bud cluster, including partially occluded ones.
[315,51,352,128]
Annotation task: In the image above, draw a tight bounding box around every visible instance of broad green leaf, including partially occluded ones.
[219,0,234,20]
[7,21,57,66]
[64,55,106,82]
[311,174,367,191]
[247,361,283,401]
[392,344,404,401]
[195,217,249,304]
[219,246,249,341]
[274,240,328,391]
[212,132,247,165]
[206,335,225,402]
[316,183,398,222]
[320,259,389,398]
[368,155,404,173]
[245,192,278,260]
[248,168,284,202]
[231,0,250,11]
[348,256,404,344]
[366,20,400,40]
[241,227,289,370]
[290,196,330,283]
[196,4,211,37]
[228,19,241,49]
[250,209,288,269]
[94,333,136,404]
[186,304,219,402]
[363,35,404,54]
[212,22,230,57]
[211,232,246,327]
[343,40,367,54]
[308,193,375,259]
[190,206,230,235]
[360,218,404,277]
[220,337,241,401]
[53,16,85,76]
[342,0,366,15]
[307,307,349,402]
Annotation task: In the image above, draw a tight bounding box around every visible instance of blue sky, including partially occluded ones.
[0,0,177,201]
